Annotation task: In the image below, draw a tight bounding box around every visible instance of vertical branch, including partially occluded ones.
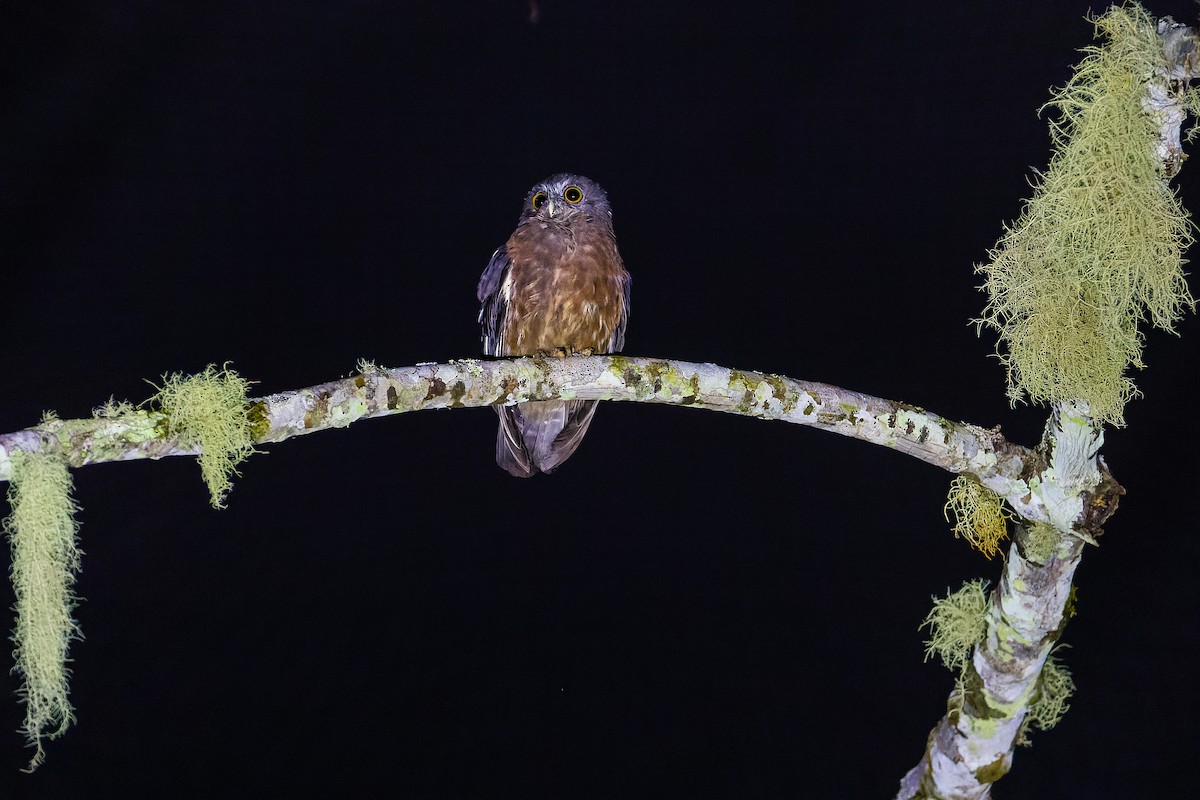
[899,405,1097,799]
[900,9,1196,795]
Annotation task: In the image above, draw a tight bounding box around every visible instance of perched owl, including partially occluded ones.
[477,174,631,477]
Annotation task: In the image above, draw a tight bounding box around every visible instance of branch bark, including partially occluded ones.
[1148,16,1200,177]
[897,402,1114,799]
[0,355,1120,540]
[2,355,1078,518]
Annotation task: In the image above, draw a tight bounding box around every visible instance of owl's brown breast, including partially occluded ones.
[501,221,628,355]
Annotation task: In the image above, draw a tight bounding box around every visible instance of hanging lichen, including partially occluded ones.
[944,476,1010,558]
[150,364,257,508]
[3,451,83,771]
[976,4,1197,426]
[920,579,990,674]
[1018,650,1076,745]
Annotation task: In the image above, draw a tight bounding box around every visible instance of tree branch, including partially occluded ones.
[2,354,1075,512]
[1,356,1117,535]
[893,13,1197,797]
[1148,16,1200,177]
[898,402,1113,799]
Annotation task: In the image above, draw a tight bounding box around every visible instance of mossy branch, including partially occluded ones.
[900,526,1086,799]
[0,355,1119,542]
[149,365,257,508]
[896,7,1196,796]
[0,358,1123,778]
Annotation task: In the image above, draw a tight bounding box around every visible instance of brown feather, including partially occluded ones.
[502,222,627,354]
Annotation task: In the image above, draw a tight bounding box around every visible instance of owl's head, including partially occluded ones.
[518,173,612,227]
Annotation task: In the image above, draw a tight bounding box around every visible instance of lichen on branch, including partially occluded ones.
[921,579,990,675]
[150,364,257,508]
[976,4,1197,427]
[944,476,1010,558]
[3,451,83,771]
[1018,649,1075,745]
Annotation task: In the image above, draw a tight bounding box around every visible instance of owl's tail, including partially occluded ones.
[495,400,600,477]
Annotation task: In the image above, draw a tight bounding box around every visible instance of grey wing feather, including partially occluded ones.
[478,245,511,356]
[543,400,601,471]
[480,244,542,476]
[497,399,599,477]
[496,406,536,477]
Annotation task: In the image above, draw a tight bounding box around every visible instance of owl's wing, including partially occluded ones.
[611,270,631,352]
[479,243,536,476]
[477,245,511,356]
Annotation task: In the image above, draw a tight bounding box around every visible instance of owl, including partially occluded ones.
[477,174,631,477]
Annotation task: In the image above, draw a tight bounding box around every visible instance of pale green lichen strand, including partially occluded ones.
[976,5,1196,427]
[921,579,990,674]
[1022,521,1062,564]
[944,476,1011,558]
[1019,650,1075,743]
[3,451,83,771]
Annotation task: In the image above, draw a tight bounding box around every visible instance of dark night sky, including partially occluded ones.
[2,1,1198,797]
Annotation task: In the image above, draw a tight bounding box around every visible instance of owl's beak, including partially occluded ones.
[546,198,557,218]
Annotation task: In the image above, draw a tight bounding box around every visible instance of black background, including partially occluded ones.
[2,1,1198,797]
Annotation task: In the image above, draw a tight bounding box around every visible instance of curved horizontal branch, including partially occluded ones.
[259,356,1036,484]
[0,355,1115,536]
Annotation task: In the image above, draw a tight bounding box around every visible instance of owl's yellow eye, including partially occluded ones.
[563,186,583,204]
[531,191,548,210]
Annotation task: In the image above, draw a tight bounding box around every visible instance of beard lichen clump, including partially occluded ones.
[976,4,1196,427]
[152,364,257,508]
[944,475,1010,558]
[920,579,990,674]
[3,451,83,771]
[1018,650,1076,745]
